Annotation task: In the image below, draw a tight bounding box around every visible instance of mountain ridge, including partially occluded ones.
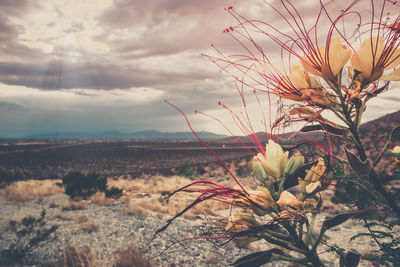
[22,130,226,140]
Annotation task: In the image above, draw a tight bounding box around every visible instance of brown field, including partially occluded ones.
[0,139,253,180]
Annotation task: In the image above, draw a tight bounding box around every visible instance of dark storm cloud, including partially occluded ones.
[99,0,227,28]
[96,0,240,58]
[0,0,38,17]
[0,60,220,90]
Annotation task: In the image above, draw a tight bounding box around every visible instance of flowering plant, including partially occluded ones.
[157,0,400,266]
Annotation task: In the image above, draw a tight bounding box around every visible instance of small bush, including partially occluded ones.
[0,168,25,187]
[62,171,107,199]
[176,160,194,178]
[1,210,58,265]
[105,186,123,199]
[45,246,98,267]
[124,202,149,218]
[61,171,123,200]
[113,244,152,267]
[49,195,88,211]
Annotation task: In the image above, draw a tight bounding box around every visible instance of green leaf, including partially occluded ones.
[300,124,348,136]
[370,230,393,239]
[231,249,284,267]
[323,208,370,230]
[390,125,400,142]
[389,219,400,227]
[345,147,371,175]
[350,232,374,242]
[364,222,392,231]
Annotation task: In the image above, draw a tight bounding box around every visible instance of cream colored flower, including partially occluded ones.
[390,146,400,164]
[261,140,289,179]
[286,64,310,89]
[277,191,303,209]
[247,187,274,216]
[305,181,321,194]
[226,212,261,247]
[298,158,332,197]
[381,68,400,81]
[230,186,274,216]
[351,36,400,82]
[391,146,400,154]
[304,158,326,182]
[301,37,352,81]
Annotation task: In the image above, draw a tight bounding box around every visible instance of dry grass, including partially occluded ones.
[78,221,99,233]
[74,216,98,233]
[45,246,98,267]
[113,243,152,267]
[89,192,111,206]
[1,179,64,202]
[109,175,194,196]
[112,175,232,219]
[49,195,88,211]
[205,254,219,265]
[123,202,149,218]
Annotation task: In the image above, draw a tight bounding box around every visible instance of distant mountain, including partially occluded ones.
[23,130,226,140]
[220,109,400,145]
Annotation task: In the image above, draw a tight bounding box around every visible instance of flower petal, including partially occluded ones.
[380,68,400,81]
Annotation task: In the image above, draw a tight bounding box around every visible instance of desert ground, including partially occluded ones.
[0,109,399,266]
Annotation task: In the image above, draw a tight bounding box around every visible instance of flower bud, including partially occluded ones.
[252,155,267,182]
[284,152,304,177]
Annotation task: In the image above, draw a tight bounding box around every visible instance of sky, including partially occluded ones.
[0,0,399,137]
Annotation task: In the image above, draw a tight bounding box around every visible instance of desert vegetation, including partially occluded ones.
[1,0,400,266]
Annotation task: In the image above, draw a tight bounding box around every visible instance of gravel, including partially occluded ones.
[0,193,395,266]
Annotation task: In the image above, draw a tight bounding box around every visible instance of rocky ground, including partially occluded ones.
[0,185,395,267]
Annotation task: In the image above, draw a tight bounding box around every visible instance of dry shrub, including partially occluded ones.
[75,216,88,224]
[79,221,98,233]
[111,175,232,219]
[74,216,98,233]
[1,179,63,202]
[205,254,219,265]
[49,195,88,211]
[113,244,152,267]
[89,192,110,206]
[45,246,97,267]
[109,175,193,196]
[123,202,149,218]
[53,212,71,221]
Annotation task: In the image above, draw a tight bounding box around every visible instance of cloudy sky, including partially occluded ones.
[0,0,399,137]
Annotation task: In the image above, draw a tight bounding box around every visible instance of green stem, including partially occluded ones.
[282,222,323,267]
[274,255,309,265]
[348,125,400,217]
[373,139,391,167]
[299,222,304,241]
[278,175,286,194]
[262,233,305,254]
[306,213,317,247]
[312,227,327,252]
